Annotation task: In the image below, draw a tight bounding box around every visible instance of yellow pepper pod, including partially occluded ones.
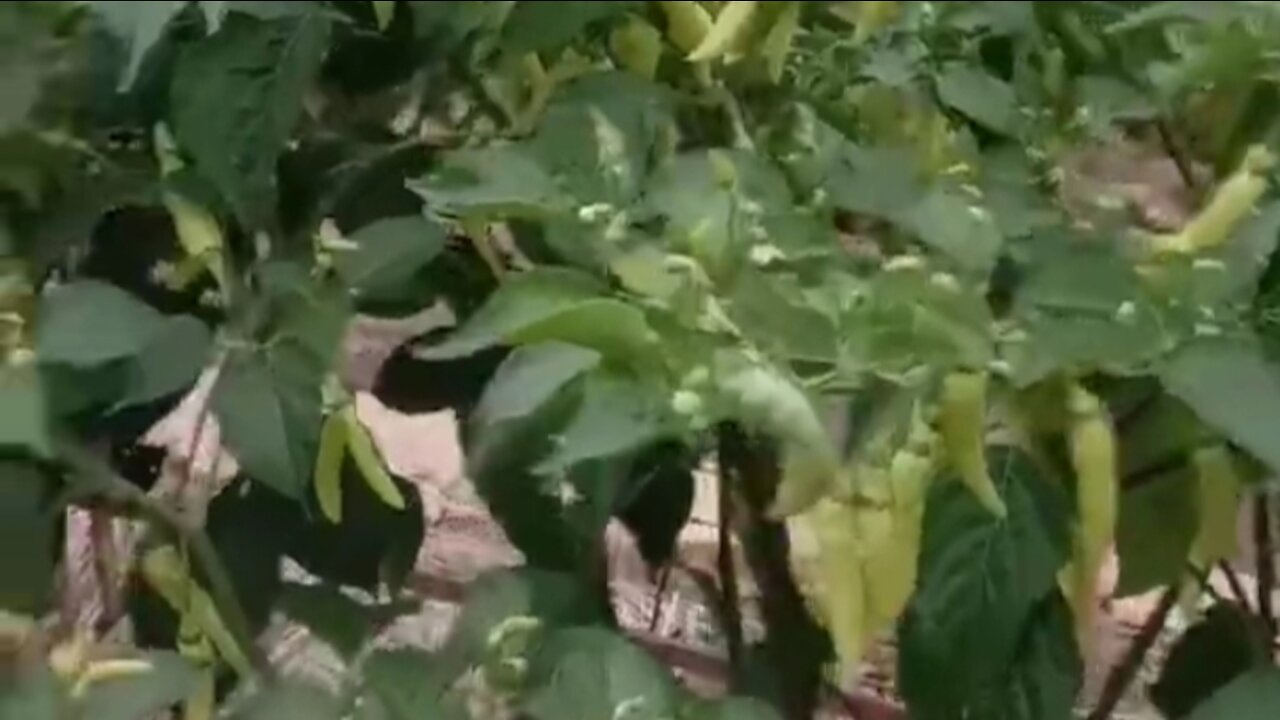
[341,405,406,510]
[687,1,758,62]
[1064,383,1118,652]
[313,411,347,523]
[1189,444,1241,569]
[938,371,1006,517]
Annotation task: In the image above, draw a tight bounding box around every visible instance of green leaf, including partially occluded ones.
[0,663,58,720]
[1160,336,1280,473]
[968,593,1081,720]
[410,146,568,219]
[372,0,395,30]
[533,370,673,475]
[91,0,187,90]
[726,269,838,362]
[0,362,51,458]
[1152,603,1266,718]
[359,649,454,720]
[0,461,58,615]
[420,268,609,359]
[334,215,447,302]
[500,1,637,54]
[1187,667,1280,720]
[232,681,342,720]
[171,10,331,229]
[936,63,1019,135]
[898,446,1073,715]
[76,652,200,720]
[1115,467,1197,597]
[473,342,601,428]
[904,188,1003,272]
[280,583,411,659]
[36,280,166,368]
[523,627,678,720]
[114,315,213,411]
[212,347,322,498]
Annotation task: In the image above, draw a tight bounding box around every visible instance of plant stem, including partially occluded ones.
[59,441,271,678]
[1218,561,1252,610]
[1156,120,1203,195]
[1087,586,1178,720]
[718,424,830,720]
[714,442,744,673]
[1255,493,1276,633]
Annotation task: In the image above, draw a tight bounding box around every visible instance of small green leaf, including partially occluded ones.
[1187,666,1280,720]
[77,652,200,720]
[171,10,331,229]
[523,627,678,720]
[0,362,51,458]
[936,63,1019,134]
[904,189,1003,272]
[1152,603,1266,718]
[420,268,607,359]
[212,348,322,498]
[898,446,1073,715]
[232,681,342,720]
[91,1,187,90]
[36,280,166,368]
[1160,336,1280,474]
[1115,468,1197,597]
[473,343,601,428]
[533,370,673,475]
[334,215,447,302]
[371,0,395,30]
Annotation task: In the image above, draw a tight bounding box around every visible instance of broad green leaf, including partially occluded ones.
[969,594,1081,720]
[91,1,186,90]
[1160,336,1280,473]
[904,188,1003,272]
[898,446,1073,715]
[726,269,838,362]
[0,362,51,458]
[257,264,352,376]
[507,299,658,365]
[212,348,322,498]
[1115,468,1197,597]
[171,10,331,229]
[523,627,678,720]
[1152,603,1266,718]
[280,583,411,659]
[419,268,608,359]
[334,215,447,302]
[1187,667,1280,720]
[936,63,1019,135]
[410,146,569,219]
[1210,199,1280,303]
[473,343,601,428]
[0,461,58,615]
[232,681,342,720]
[36,280,166,368]
[500,1,638,54]
[533,370,673,475]
[114,315,212,411]
[77,651,200,720]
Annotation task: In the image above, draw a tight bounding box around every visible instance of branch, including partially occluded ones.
[1255,493,1276,633]
[58,441,271,678]
[714,440,744,673]
[1155,120,1203,195]
[1087,586,1178,720]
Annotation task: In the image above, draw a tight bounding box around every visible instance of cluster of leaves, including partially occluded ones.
[6,1,1280,719]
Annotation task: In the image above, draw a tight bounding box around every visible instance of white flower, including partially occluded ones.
[884,255,925,272]
[749,243,785,266]
[929,272,961,293]
[1114,301,1137,323]
[577,202,614,223]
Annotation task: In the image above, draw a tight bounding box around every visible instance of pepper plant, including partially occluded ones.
[5,2,1280,719]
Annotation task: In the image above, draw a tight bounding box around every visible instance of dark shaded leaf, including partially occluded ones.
[280,583,414,660]
[0,461,59,615]
[171,10,331,229]
[898,446,1073,716]
[969,593,1081,720]
[936,63,1018,134]
[500,1,637,55]
[473,342,601,428]
[618,444,694,569]
[1186,666,1280,720]
[1160,335,1280,474]
[1115,467,1197,598]
[113,315,212,411]
[90,0,186,89]
[36,280,166,368]
[1152,603,1267,718]
[523,627,678,720]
